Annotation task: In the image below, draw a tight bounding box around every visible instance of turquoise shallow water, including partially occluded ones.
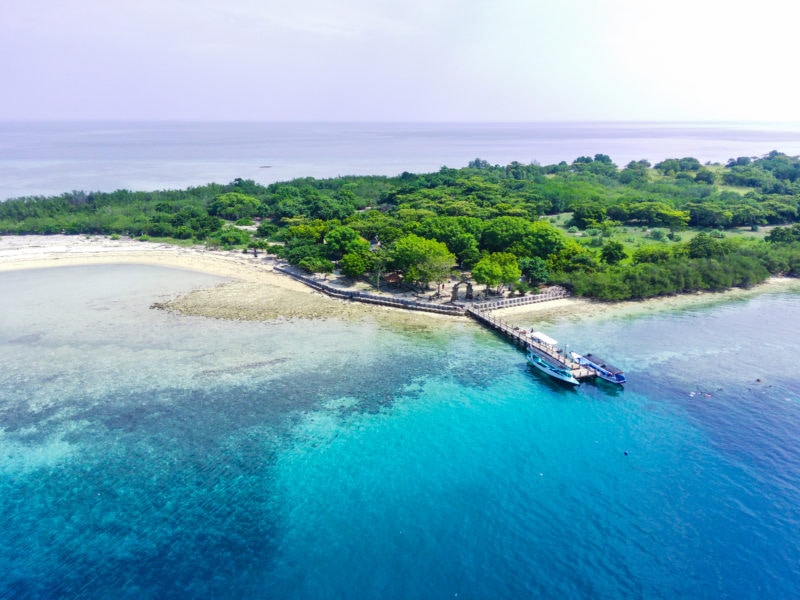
[1,266,799,598]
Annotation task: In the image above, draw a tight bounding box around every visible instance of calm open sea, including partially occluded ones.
[1,265,799,599]
[2,121,800,200]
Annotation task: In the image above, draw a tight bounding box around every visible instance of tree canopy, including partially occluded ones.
[472,252,522,292]
[388,234,456,289]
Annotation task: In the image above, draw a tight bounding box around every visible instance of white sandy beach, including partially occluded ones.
[0,234,302,285]
[0,235,452,323]
[2,234,799,324]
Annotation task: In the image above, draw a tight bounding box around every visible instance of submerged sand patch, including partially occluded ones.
[162,281,462,330]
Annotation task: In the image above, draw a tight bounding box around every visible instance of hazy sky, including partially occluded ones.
[2,0,798,121]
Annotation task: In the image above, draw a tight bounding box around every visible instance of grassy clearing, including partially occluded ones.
[717,184,753,195]
[544,212,572,227]
[566,224,775,258]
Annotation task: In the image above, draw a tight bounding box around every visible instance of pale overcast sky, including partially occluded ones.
[2,0,798,121]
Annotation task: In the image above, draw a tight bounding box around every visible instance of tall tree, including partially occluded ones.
[325,225,367,260]
[208,192,261,220]
[519,256,549,284]
[389,234,456,289]
[472,252,521,292]
[481,216,531,252]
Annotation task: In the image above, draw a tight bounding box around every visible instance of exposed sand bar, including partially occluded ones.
[0,235,452,323]
[0,234,300,284]
[2,235,799,324]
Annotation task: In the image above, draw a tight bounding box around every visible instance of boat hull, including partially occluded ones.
[527,351,580,385]
[571,352,626,385]
[595,372,627,385]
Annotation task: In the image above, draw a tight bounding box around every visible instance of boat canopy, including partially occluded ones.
[530,331,559,347]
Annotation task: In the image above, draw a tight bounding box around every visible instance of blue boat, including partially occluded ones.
[571,352,627,385]
[528,347,580,385]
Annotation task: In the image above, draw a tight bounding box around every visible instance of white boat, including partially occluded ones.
[527,348,580,385]
[571,352,627,385]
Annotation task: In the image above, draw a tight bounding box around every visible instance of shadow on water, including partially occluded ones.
[523,364,580,394]
[582,376,626,398]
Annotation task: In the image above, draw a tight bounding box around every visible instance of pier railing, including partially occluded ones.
[465,286,569,311]
[273,266,465,316]
[274,266,570,317]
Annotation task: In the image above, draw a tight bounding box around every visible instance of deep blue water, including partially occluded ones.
[1,266,799,598]
[2,121,800,200]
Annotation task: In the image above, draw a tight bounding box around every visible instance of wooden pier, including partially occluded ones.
[465,307,596,381]
[273,263,599,382]
[274,265,465,316]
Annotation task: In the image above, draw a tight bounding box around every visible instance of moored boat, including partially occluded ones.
[527,347,580,385]
[571,352,626,385]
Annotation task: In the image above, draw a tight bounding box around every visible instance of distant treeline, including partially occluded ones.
[2,150,800,301]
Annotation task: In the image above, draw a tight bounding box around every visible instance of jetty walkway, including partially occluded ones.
[274,264,569,315]
[464,307,596,381]
[274,265,464,315]
[274,264,596,381]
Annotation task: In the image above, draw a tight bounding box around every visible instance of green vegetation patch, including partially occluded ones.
[2,151,799,300]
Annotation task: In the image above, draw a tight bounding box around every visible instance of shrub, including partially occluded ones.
[667,231,682,242]
[173,226,194,239]
[514,281,532,295]
[298,257,335,275]
[213,226,252,248]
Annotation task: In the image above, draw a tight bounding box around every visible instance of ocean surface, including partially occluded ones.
[3,121,800,201]
[2,122,800,598]
[1,265,799,598]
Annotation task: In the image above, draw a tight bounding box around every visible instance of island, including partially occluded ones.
[2,151,799,305]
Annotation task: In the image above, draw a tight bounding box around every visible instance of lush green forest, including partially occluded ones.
[3,151,800,301]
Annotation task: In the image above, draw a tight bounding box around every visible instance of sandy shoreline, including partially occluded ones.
[2,234,799,324]
[0,234,303,286]
[0,235,455,323]
[492,276,800,328]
